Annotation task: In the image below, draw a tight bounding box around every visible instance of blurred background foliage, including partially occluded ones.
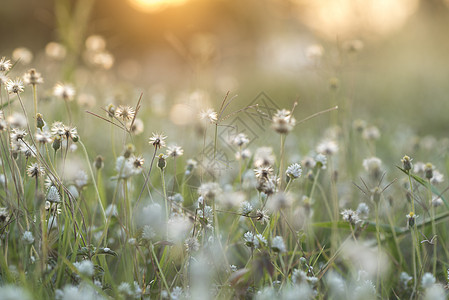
[2,0,449,136]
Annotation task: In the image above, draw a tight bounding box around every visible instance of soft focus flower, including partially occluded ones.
[272,109,296,134]
[254,147,275,167]
[46,185,61,203]
[12,47,33,64]
[341,209,361,225]
[271,236,286,253]
[23,69,43,85]
[199,108,218,124]
[22,231,34,244]
[362,126,380,140]
[231,133,250,147]
[316,140,339,155]
[53,83,75,101]
[166,145,184,157]
[0,57,12,72]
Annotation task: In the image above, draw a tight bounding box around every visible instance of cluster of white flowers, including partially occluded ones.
[244,231,267,249]
[115,155,144,179]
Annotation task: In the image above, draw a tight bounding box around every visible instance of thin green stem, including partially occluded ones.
[279,134,286,190]
[79,139,106,222]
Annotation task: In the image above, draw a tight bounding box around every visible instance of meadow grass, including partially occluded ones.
[1,39,449,300]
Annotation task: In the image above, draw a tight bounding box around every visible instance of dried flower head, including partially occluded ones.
[6,78,24,94]
[10,128,27,142]
[53,82,75,101]
[131,155,144,169]
[149,132,167,149]
[257,176,278,195]
[0,57,12,72]
[255,209,270,224]
[27,163,45,178]
[23,69,43,85]
[115,105,135,121]
[272,109,296,134]
[254,166,273,181]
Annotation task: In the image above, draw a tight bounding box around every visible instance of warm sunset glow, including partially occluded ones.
[296,0,419,39]
[128,0,188,12]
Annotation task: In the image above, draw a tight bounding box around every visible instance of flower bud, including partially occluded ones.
[158,154,166,170]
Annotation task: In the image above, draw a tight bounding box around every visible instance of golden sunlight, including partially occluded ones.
[128,0,189,13]
[297,0,419,39]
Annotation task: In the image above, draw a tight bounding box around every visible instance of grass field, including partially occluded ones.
[2,1,449,299]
